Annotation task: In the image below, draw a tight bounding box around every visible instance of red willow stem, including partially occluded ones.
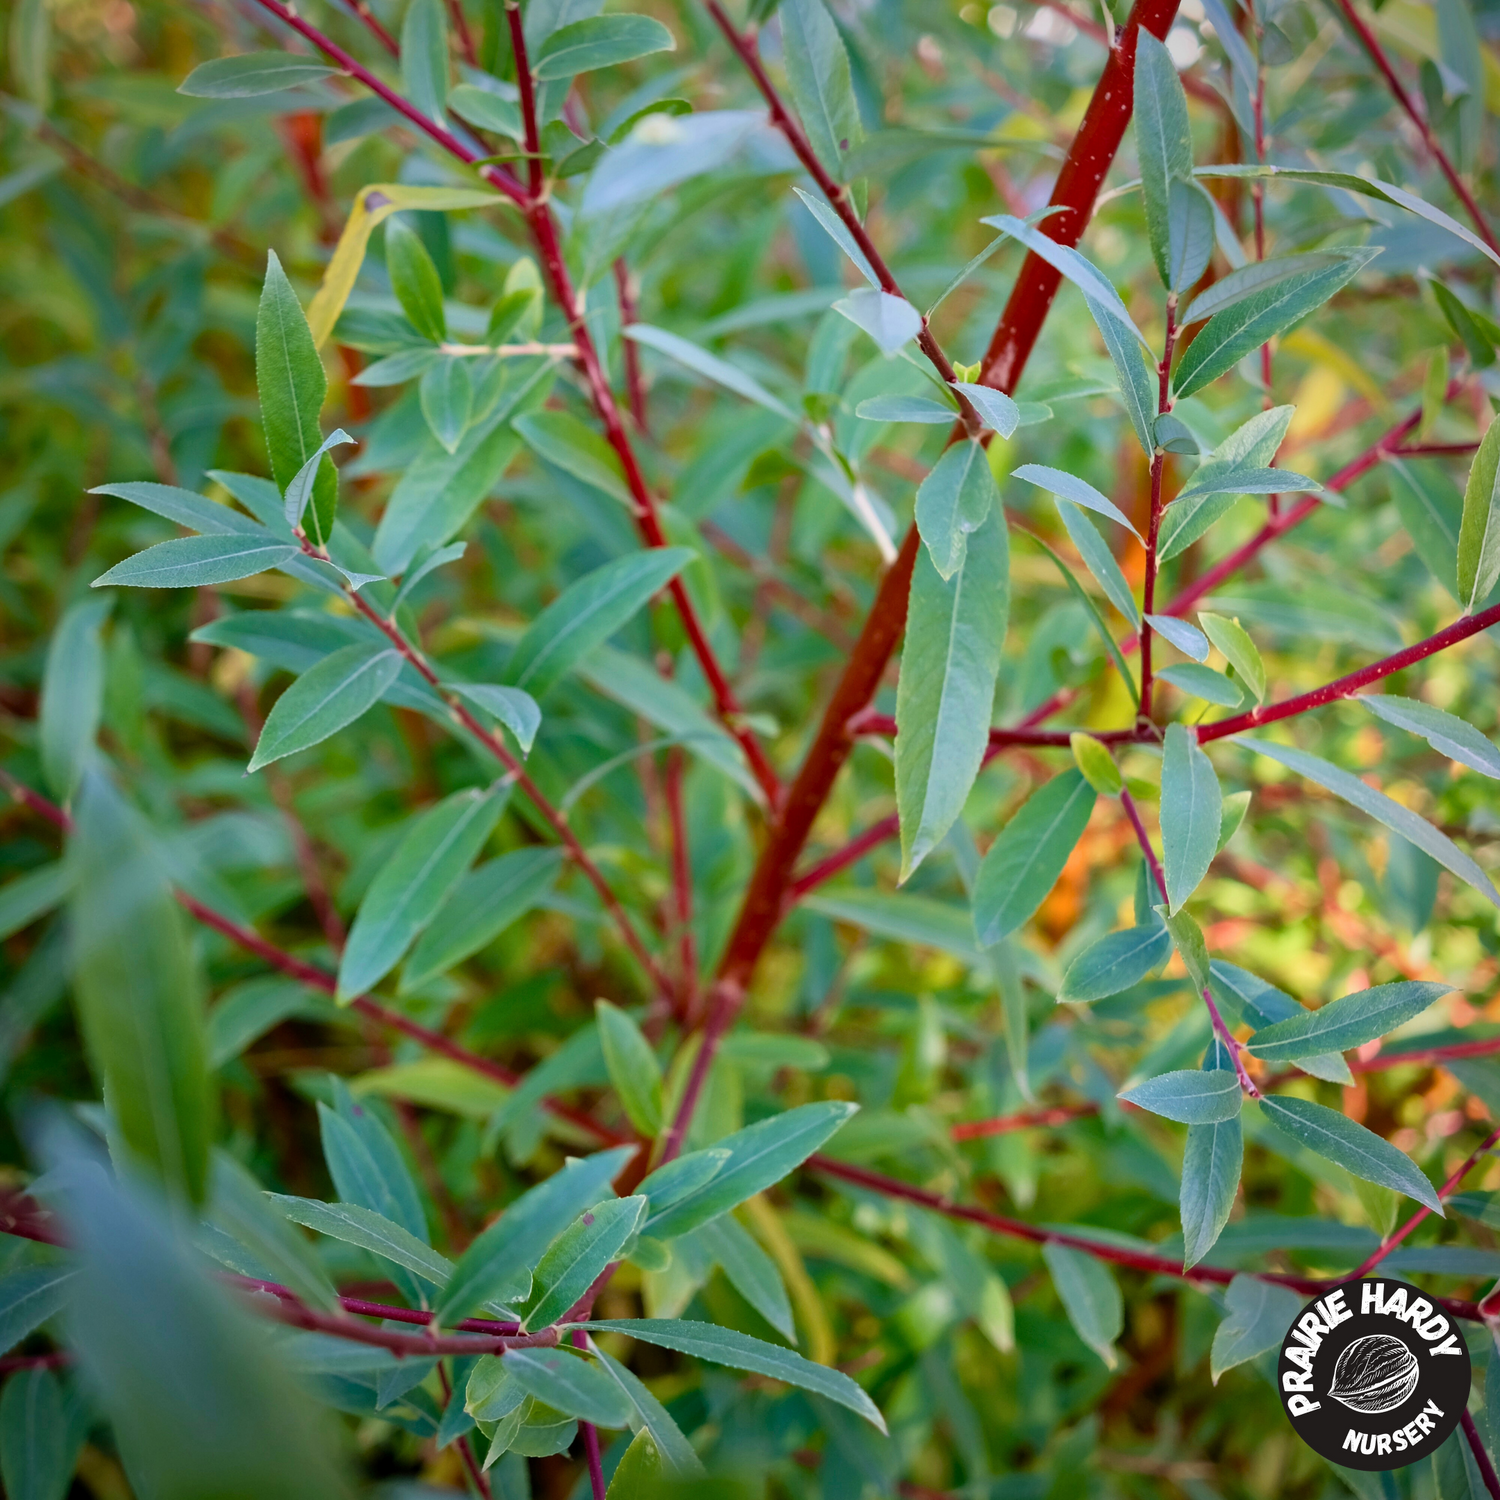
[1463,1409,1500,1500]
[660,0,1186,1160]
[1328,0,1499,254]
[344,0,399,56]
[1139,301,1179,719]
[328,573,672,997]
[949,1103,1097,1140]
[1343,1123,1500,1282]
[573,1329,608,1500]
[613,259,649,432]
[246,0,779,810]
[446,0,477,68]
[665,746,698,1011]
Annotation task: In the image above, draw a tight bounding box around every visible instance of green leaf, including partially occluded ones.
[1119,1068,1241,1124]
[446,682,541,754]
[636,1149,729,1213]
[513,409,632,506]
[1208,961,1352,1084]
[607,1428,664,1496]
[1181,1096,1243,1268]
[256,251,334,546]
[1059,920,1172,1002]
[1242,738,1500,908]
[951,382,1021,437]
[1031,537,1138,697]
[39,597,108,801]
[1458,413,1500,612]
[697,1215,796,1343]
[1180,251,1355,326]
[385,217,447,344]
[895,509,1009,879]
[1246,980,1452,1063]
[1172,249,1376,399]
[467,1358,527,1422]
[338,785,504,1000]
[625,324,795,419]
[1174,465,1318,503]
[915,439,998,580]
[1257,1095,1442,1211]
[283,429,352,533]
[1209,1273,1301,1382]
[502,1347,633,1427]
[596,1001,663,1135]
[1361,693,1500,778]
[1199,613,1265,702]
[91,534,300,590]
[832,288,923,354]
[0,1266,74,1354]
[791,186,878,286]
[1161,906,1211,992]
[69,771,211,1204]
[644,1101,859,1241]
[1041,1242,1121,1368]
[1166,177,1215,294]
[1159,662,1243,707]
[573,1319,887,1432]
[1133,32,1193,289]
[272,1195,454,1286]
[534,14,675,79]
[780,0,863,181]
[1432,280,1498,367]
[1161,724,1222,913]
[401,0,449,123]
[322,1078,429,1242]
[403,847,561,992]
[51,1144,347,1500]
[973,770,1097,946]
[90,480,267,538]
[0,1366,76,1500]
[248,642,401,772]
[435,1146,636,1324]
[1070,732,1123,796]
[449,84,524,139]
[590,1344,706,1475]
[419,359,472,454]
[507,548,694,700]
[1148,614,1209,661]
[522,1195,646,1330]
[855,394,955,424]
[1055,501,1139,626]
[1012,464,1141,539]
[178,52,336,97]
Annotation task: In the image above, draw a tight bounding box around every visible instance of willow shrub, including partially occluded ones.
[3,0,1500,1493]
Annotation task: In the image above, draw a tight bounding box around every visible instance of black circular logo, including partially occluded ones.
[1277,1278,1471,1470]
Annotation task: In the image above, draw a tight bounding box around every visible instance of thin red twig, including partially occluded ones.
[614,258,648,433]
[1463,1409,1500,1500]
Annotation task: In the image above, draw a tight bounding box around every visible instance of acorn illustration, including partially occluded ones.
[1328,1334,1420,1414]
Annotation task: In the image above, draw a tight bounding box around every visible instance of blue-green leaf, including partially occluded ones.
[501,1346,632,1427]
[92,535,299,591]
[1361,694,1500,778]
[1119,1068,1241,1124]
[522,1196,647,1330]
[1013,464,1141,539]
[1059,920,1172,1002]
[1246,980,1452,1062]
[1181,1097,1243,1268]
[915,439,998,580]
[534,14,675,80]
[1210,1274,1301,1382]
[39,598,109,801]
[1160,724,1221,912]
[1041,1243,1121,1369]
[179,51,336,96]
[248,643,402,772]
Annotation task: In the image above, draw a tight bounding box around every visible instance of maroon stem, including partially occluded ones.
[446,0,478,67]
[1139,302,1178,720]
[950,1104,1097,1139]
[788,814,901,901]
[1329,0,1499,254]
[573,1329,609,1499]
[665,746,698,1012]
[1463,1410,1500,1500]
[614,259,648,432]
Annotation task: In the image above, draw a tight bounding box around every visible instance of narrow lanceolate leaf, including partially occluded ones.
[952,382,1021,437]
[1119,1068,1241,1124]
[1181,1099,1243,1268]
[1055,501,1139,626]
[179,52,336,97]
[895,510,1009,880]
[256,251,334,545]
[644,1101,859,1241]
[507,549,694,700]
[248,642,402,772]
[791,186,878,285]
[1361,694,1500,779]
[625,324,795,419]
[1246,980,1452,1063]
[1243,739,1500,908]
[780,0,863,181]
[0,1366,74,1500]
[696,1215,796,1343]
[1070,733,1123,795]
[596,1002,663,1136]
[420,359,472,453]
[1180,251,1353,326]
[1133,32,1193,289]
[92,534,299,590]
[1041,1243,1122,1369]
[857,394,955,424]
[403,846,561,993]
[533,14,675,80]
[1199,614,1265,702]
[915,439,998,580]
[1013,464,1141,539]
[1208,960,1351,1084]
[1161,907,1211,992]
[502,1347,632,1427]
[446,682,541,754]
[573,1320,887,1433]
[1172,249,1376,399]
[1210,1274,1302,1382]
[337,785,504,1000]
[1058,920,1172,1002]
[39,597,108,802]
[0,1265,75,1354]
[1458,413,1500,612]
[1258,1095,1442,1212]
[522,1195,646,1331]
[1148,615,1209,662]
[435,1146,636,1324]
[69,771,211,1205]
[591,1345,706,1475]
[636,1149,729,1214]
[973,770,1097,946]
[384,215,446,343]
[833,288,923,354]
[270,1196,455,1286]
[1166,177,1215,293]
[1160,724,1221,913]
[606,1428,664,1495]
[1159,663,1242,707]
